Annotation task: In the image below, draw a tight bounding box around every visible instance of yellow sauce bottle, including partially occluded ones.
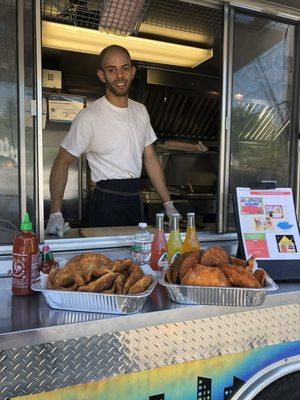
[182,212,201,253]
[167,213,182,263]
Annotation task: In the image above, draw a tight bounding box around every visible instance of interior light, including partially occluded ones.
[138,23,211,44]
[42,21,213,68]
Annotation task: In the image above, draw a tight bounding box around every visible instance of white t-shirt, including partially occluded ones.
[61,96,157,182]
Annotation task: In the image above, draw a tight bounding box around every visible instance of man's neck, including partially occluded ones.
[105,93,128,108]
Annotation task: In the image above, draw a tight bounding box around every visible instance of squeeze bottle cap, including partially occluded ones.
[139,222,147,229]
[20,213,32,231]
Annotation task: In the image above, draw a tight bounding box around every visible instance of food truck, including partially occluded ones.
[0,0,300,399]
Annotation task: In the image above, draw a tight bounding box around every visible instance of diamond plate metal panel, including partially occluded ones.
[1,304,299,399]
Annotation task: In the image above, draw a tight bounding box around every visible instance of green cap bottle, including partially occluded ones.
[20,213,33,231]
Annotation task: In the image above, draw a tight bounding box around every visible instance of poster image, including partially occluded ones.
[237,187,300,260]
[244,233,270,258]
[240,197,263,215]
[265,205,284,219]
[253,216,273,231]
[276,235,297,253]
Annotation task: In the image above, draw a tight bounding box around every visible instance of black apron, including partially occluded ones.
[88,178,144,227]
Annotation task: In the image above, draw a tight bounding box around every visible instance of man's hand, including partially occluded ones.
[163,201,182,221]
[46,212,70,237]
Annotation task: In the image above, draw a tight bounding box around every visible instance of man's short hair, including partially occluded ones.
[99,45,132,70]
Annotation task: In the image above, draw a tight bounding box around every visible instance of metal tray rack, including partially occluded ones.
[159,269,278,307]
[32,267,159,315]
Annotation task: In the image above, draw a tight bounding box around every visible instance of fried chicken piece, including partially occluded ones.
[78,271,118,293]
[181,264,230,287]
[128,276,153,294]
[47,268,60,289]
[111,259,132,275]
[83,266,112,283]
[102,283,116,294]
[246,256,256,273]
[179,250,203,281]
[254,269,267,287]
[230,256,247,268]
[115,274,126,294]
[221,264,260,288]
[123,264,144,294]
[64,253,111,271]
[201,246,230,267]
[50,267,85,289]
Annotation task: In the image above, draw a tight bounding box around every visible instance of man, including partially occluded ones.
[46,45,178,236]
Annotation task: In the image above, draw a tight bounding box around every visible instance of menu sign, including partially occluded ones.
[236,187,300,260]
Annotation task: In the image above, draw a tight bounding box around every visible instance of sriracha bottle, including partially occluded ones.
[12,213,39,296]
[150,213,168,272]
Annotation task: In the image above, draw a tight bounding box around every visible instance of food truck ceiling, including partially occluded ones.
[42,21,213,68]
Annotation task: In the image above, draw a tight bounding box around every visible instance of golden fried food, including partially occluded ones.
[128,276,153,294]
[181,264,230,287]
[229,256,247,268]
[115,274,126,294]
[254,269,267,287]
[111,259,133,275]
[64,252,111,270]
[78,271,118,293]
[179,250,203,281]
[47,268,59,289]
[83,266,112,283]
[246,256,256,272]
[123,264,144,294]
[221,264,260,288]
[201,246,230,267]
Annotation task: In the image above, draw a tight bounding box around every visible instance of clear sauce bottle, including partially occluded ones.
[182,212,201,253]
[12,213,39,296]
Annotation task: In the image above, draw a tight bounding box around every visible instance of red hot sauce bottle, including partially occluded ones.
[12,213,39,296]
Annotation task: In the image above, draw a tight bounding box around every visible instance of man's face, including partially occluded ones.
[97,50,136,97]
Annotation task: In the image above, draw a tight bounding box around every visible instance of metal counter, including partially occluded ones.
[0,278,299,399]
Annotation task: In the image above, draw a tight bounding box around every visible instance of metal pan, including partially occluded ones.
[159,269,278,307]
[32,266,159,315]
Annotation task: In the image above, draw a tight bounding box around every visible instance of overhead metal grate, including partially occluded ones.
[42,0,222,37]
[42,0,150,34]
[144,0,222,37]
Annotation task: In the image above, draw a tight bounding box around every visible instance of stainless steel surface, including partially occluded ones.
[35,0,44,241]
[218,2,229,234]
[32,271,159,314]
[18,0,26,219]
[160,269,278,306]
[224,6,235,232]
[0,283,299,398]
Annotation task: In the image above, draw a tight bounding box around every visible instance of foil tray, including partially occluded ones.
[32,266,159,315]
[159,269,278,307]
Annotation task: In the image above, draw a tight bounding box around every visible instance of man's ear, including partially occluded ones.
[131,64,136,79]
[97,69,106,83]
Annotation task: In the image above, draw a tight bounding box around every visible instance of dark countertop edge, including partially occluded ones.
[1,289,299,352]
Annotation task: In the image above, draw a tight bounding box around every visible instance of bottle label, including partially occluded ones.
[132,242,151,252]
[12,252,39,289]
[157,252,169,270]
[170,252,181,264]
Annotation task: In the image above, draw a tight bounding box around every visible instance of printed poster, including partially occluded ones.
[236,187,300,260]
[48,95,85,122]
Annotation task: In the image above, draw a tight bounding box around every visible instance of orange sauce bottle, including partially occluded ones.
[182,212,200,253]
